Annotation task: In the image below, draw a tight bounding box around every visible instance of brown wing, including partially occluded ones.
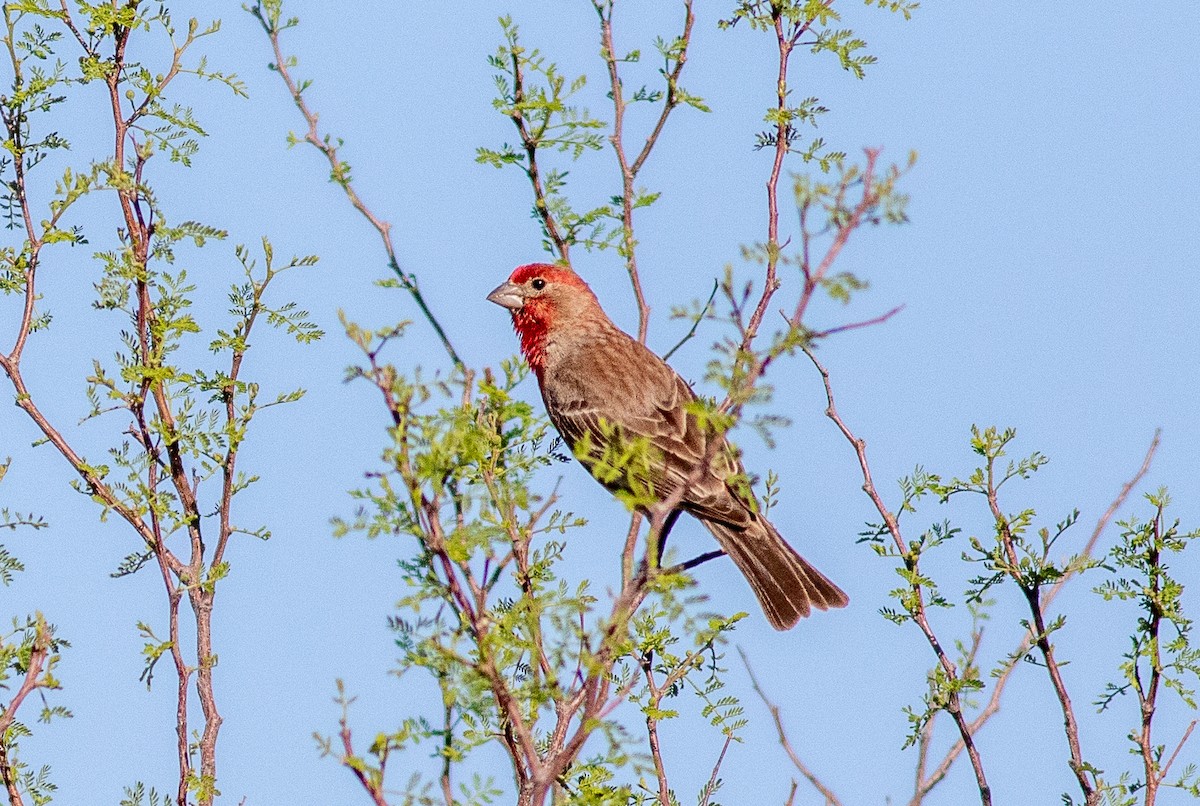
[540,327,748,520]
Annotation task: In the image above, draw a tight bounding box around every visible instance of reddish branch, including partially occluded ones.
[0,3,201,798]
[809,304,905,339]
[0,12,193,802]
[733,153,890,413]
[97,14,225,800]
[698,733,735,806]
[646,722,670,805]
[985,465,1094,803]
[0,622,51,806]
[338,717,389,806]
[803,348,994,806]
[0,25,163,561]
[1160,721,1198,796]
[741,2,832,344]
[0,5,280,801]
[1137,511,1164,804]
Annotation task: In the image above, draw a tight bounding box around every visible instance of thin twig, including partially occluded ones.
[740,648,844,806]
[786,149,882,333]
[594,0,695,343]
[665,549,725,575]
[1160,720,1198,784]
[1135,500,1168,805]
[507,47,572,264]
[99,14,226,798]
[809,304,905,340]
[251,5,465,369]
[1085,429,1160,557]
[740,13,796,346]
[662,279,718,361]
[698,732,735,806]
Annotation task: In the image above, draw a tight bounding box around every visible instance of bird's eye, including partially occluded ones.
[530,278,546,291]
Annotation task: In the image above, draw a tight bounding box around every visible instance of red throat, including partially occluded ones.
[504,263,591,378]
[511,302,551,377]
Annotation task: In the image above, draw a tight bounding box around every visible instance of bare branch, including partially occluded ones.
[809,304,905,340]
[1160,720,1198,784]
[1084,429,1160,557]
[662,279,718,361]
[698,732,735,806]
[666,549,726,575]
[251,5,465,369]
[740,648,844,806]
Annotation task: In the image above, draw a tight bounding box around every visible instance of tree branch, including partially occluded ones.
[802,346,993,806]
[909,430,1160,805]
[250,4,465,370]
[594,0,695,343]
[984,457,1095,804]
[0,619,52,806]
[741,648,844,806]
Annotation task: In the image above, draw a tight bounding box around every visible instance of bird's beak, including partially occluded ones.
[486,281,525,311]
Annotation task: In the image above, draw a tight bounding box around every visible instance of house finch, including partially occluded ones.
[487,263,848,629]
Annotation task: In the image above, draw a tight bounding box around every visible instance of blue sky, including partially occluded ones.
[2,1,1199,803]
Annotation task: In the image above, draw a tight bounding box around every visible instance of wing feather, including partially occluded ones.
[541,331,750,525]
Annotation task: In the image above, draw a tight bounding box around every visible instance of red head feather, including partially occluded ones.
[503,263,595,375]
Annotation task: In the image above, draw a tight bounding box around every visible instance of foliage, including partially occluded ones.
[0,464,67,806]
[477,15,617,259]
[856,427,1198,806]
[290,1,919,804]
[0,2,318,803]
[323,326,747,804]
[0,2,1193,806]
[1094,489,1200,803]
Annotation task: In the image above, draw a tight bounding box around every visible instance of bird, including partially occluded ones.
[487,263,848,629]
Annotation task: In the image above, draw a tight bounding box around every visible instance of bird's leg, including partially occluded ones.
[651,509,681,570]
[666,549,726,575]
[636,508,681,580]
[655,509,681,564]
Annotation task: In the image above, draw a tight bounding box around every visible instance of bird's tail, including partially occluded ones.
[701,516,848,630]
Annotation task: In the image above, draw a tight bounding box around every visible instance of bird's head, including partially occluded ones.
[487,263,600,373]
